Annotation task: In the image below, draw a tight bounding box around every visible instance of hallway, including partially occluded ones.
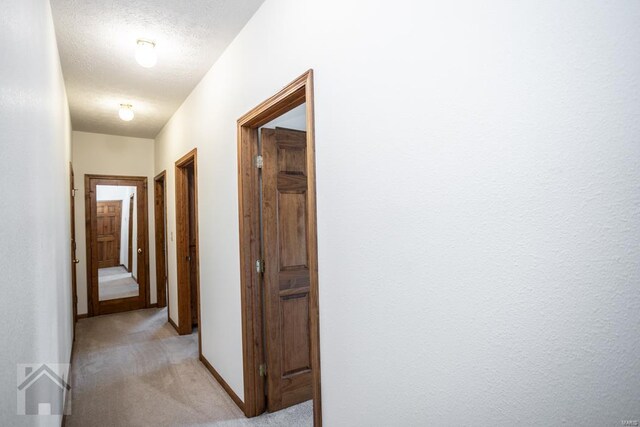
[2,0,640,425]
[67,309,312,426]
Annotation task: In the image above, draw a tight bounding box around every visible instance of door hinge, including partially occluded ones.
[255,155,263,169]
[259,363,267,377]
[256,259,265,274]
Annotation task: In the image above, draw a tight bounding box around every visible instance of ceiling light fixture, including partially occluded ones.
[118,103,134,121]
[135,39,157,68]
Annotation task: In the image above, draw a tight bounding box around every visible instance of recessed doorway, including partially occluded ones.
[85,175,150,316]
[175,149,201,339]
[237,70,322,424]
[154,171,168,310]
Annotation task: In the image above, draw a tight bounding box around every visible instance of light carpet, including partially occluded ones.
[67,308,312,427]
[98,266,139,300]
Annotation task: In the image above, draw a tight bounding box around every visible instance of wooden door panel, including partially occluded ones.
[281,293,311,375]
[278,192,307,268]
[280,373,313,409]
[97,200,121,268]
[262,127,312,412]
[277,145,306,174]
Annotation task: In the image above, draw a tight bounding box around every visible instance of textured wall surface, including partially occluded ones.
[72,131,156,315]
[155,0,640,424]
[0,0,73,425]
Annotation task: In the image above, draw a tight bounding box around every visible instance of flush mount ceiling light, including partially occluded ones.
[135,39,157,68]
[118,103,134,121]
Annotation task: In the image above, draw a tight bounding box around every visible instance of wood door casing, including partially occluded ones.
[70,164,78,335]
[85,175,150,316]
[96,200,122,269]
[262,127,313,411]
[237,71,321,423]
[175,149,201,338]
[127,194,134,273]
[154,171,168,308]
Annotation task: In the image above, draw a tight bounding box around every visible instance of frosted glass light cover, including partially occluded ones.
[135,40,157,68]
[119,104,134,121]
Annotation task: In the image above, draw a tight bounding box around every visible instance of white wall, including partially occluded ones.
[0,0,73,425]
[155,0,640,424]
[96,185,137,272]
[73,131,156,314]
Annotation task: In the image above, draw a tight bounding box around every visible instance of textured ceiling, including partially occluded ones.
[51,0,265,138]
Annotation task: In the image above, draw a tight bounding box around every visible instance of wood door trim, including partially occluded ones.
[168,316,179,334]
[127,194,134,272]
[237,70,322,424]
[154,171,168,310]
[69,163,78,339]
[200,354,245,413]
[84,174,150,317]
[174,149,201,351]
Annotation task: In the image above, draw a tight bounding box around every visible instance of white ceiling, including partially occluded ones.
[51,0,265,138]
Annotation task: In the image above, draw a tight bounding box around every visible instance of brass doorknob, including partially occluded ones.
[138,248,143,254]
[73,259,80,264]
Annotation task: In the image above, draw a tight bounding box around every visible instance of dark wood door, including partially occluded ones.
[261,127,313,411]
[96,200,122,268]
[127,195,134,273]
[175,150,200,335]
[154,173,167,308]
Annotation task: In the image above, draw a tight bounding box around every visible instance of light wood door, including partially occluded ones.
[97,200,122,268]
[261,127,313,411]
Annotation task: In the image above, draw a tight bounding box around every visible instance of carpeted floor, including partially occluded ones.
[67,308,312,426]
[98,266,139,300]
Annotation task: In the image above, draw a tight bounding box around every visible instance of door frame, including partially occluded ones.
[85,174,150,316]
[174,149,201,342]
[69,163,78,337]
[237,70,322,424]
[127,194,134,272]
[154,171,168,309]
[153,170,169,310]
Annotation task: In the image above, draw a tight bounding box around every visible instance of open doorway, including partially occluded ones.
[154,171,168,309]
[85,175,150,316]
[96,187,137,300]
[237,70,322,424]
[175,149,201,340]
